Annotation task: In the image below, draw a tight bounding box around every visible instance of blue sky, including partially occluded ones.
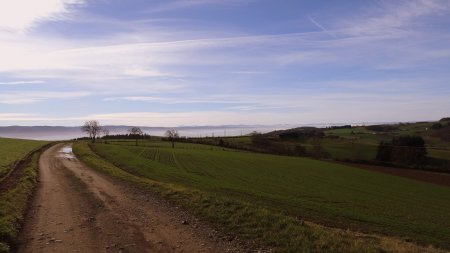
[0,0,449,126]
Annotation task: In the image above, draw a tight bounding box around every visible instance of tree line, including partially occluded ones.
[376,136,427,166]
[81,120,179,148]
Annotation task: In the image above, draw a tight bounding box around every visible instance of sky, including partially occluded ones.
[0,0,449,126]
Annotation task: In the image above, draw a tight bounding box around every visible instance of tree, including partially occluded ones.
[165,129,179,148]
[376,141,392,162]
[391,136,427,165]
[251,135,271,148]
[376,136,427,165]
[249,131,261,136]
[279,131,299,139]
[128,127,143,146]
[431,123,443,130]
[81,120,102,143]
[294,145,307,156]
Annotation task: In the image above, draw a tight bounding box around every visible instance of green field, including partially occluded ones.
[322,125,450,161]
[90,141,450,249]
[0,138,48,180]
[187,124,450,163]
[0,138,48,252]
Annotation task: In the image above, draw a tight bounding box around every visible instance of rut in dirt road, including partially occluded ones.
[17,143,243,253]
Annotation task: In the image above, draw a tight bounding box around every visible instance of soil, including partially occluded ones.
[16,144,252,253]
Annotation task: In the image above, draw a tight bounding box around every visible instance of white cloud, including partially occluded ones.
[0,0,449,126]
[0,113,35,120]
[0,80,45,85]
[78,111,307,126]
[102,85,450,114]
[0,0,84,33]
[0,91,90,104]
[123,65,172,78]
[1,86,449,125]
[341,0,450,36]
[104,96,166,102]
[1,4,448,91]
[80,101,450,126]
[0,32,324,89]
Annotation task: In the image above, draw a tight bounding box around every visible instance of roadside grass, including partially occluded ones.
[74,141,449,252]
[0,138,47,180]
[0,154,39,253]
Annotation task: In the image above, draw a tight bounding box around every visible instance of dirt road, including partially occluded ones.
[17,144,244,253]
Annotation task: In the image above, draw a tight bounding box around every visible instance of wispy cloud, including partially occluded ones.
[0,91,90,104]
[104,96,166,102]
[122,66,174,78]
[0,80,45,85]
[229,70,268,75]
[0,0,449,126]
[102,81,450,112]
[145,0,250,13]
[0,113,36,120]
[2,2,447,90]
[0,32,327,89]
[340,0,450,37]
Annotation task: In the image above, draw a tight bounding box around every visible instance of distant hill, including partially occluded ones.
[1,121,431,141]
[0,126,83,140]
[0,125,284,140]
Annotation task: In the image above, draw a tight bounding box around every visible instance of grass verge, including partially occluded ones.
[73,141,446,253]
[0,153,39,253]
[0,138,48,181]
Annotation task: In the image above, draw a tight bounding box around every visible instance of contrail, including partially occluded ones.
[308,16,338,39]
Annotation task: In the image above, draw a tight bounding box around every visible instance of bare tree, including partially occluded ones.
[128,127,143,146]
[102,128,110,144]
[81,120,102,143]
[165,129,179,148]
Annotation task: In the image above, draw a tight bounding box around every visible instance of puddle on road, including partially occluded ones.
[58,146,76,159]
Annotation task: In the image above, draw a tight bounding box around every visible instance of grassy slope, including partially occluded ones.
[323,125,450,161]
[88,141,450,249]
[0,153,39,253]
[191,124,450,162]
[185,122,450,162]
[0,138,47,179]
[74,141,445,253]
[0,138,48,252]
